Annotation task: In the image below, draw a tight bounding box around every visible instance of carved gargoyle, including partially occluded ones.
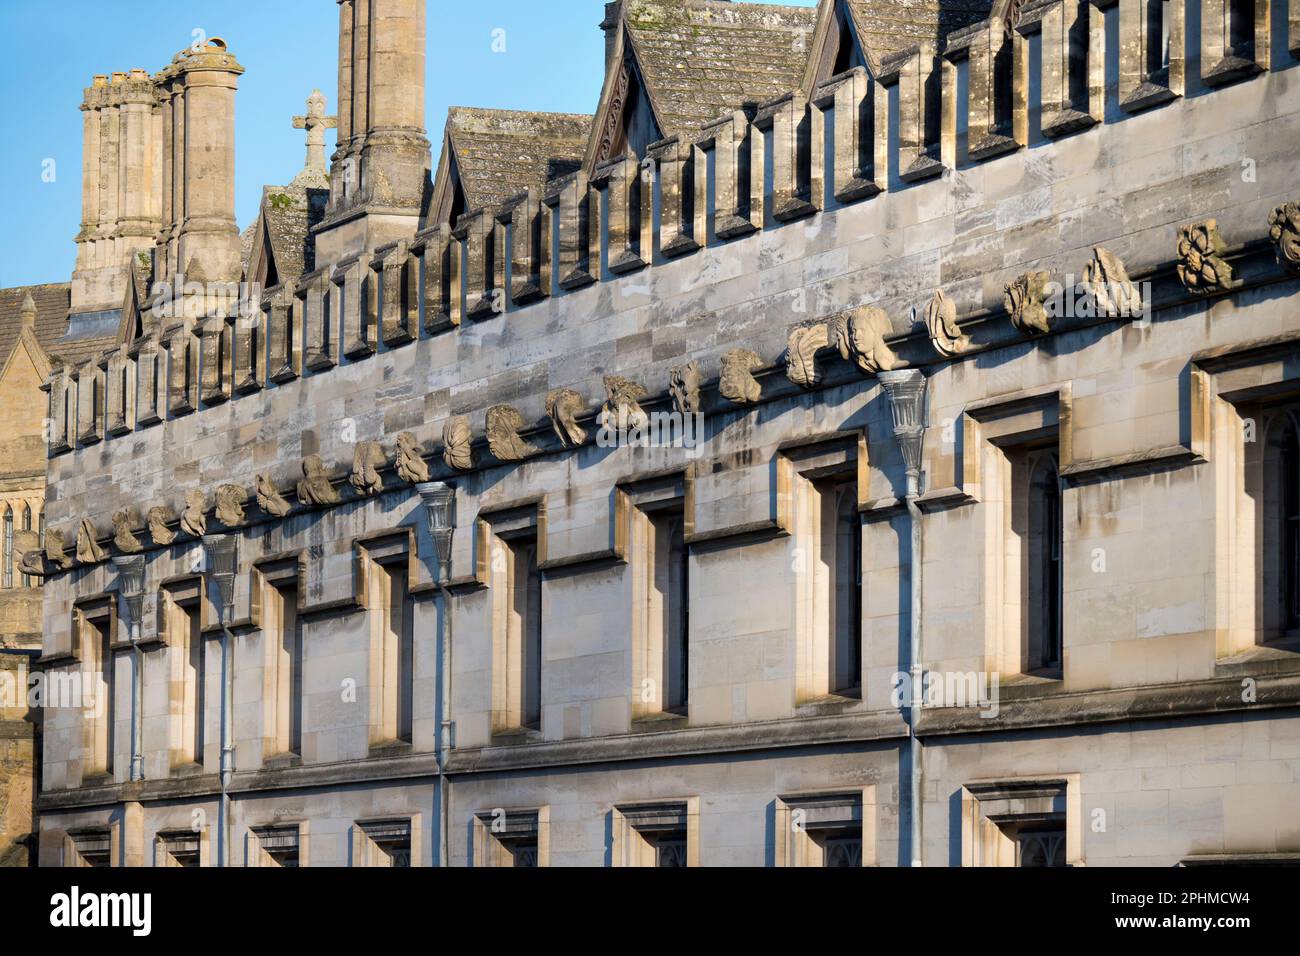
[297,455,341,505]
[394,432,429,484]
[76,518,106,565]
[1176,220,1233,295]
[256,473,292,518]
[46,528,73,570]
[147,505,177,546]
[14,529,46,577]
[669,361,702,415]
[720,349,763,405]
[786,323,829,388]
[215,484,249,527]
[1268,202,1300,272]
[1082,247,1142,317]
[351,441,386,496]
[1004,271,1054,334]
[600,376,649,430]
[925,290,969,358]
[180,490,207,537]
[487,405,537,462]
[443,416,474,471]
[832,305,899,373]
[111,509,143,554]
[546,389,587,447]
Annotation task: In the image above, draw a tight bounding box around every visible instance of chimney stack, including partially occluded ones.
[153,38,245,291]
[317,0,430,264]
[71,70,163,317]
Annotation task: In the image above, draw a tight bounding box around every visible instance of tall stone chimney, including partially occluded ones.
[71,70,163,317]
[153,38,245,289]
[317,0,431,264]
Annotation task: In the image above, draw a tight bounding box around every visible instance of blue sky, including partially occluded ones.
[0,0,818,289]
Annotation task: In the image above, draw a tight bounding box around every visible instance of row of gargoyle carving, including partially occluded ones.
[25,211,1296,576]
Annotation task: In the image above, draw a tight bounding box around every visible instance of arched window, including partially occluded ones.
[2,506,12,590]
[1027,451,1063,671]
[20,504,31,588]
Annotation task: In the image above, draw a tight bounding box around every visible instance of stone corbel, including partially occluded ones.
[546,388,588,447]
[721,349,764,405]
[487,404,538,462]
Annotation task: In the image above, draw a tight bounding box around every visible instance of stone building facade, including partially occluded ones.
[0,280,118,865]
[25,0,1300,866]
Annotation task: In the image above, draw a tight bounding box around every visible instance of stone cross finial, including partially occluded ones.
[19,291,36,329]
[292,90,337,177]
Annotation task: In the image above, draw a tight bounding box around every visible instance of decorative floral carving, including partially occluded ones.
[15,530,46,577]
[350,441,386,496]
[297,455,341,505]
[832,305,899,373]
[786,323,829,388]
[76,518,106,564]
[1082,246,1142,317]
[925,290,969,357]
[1176,219,1233,295]
[600,376,649,430]
[1004,271,1053,334]
[256,473,292,517]
[546,388,588,447]
[46,528,73,570]
[669,361,702,415]
[443,416,474,471]
[487,405,537,462]
[112,509,143,554]
[215,484,249,527]
[720,349,764,405]
[1268,201,1300,272]
[180,491,207,537]
[147,506,176,546]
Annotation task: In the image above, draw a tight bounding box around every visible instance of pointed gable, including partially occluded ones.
[587,0,819,170]
[427,108,592,226]
[805,0,996,83]
[245,184,329,290]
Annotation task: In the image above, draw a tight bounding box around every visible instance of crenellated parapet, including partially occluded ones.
[37,0,1300,574]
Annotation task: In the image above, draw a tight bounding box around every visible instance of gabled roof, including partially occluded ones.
[804,0,996,84]
[245,183,329,290]
[0,283,109,368]
[586,0,819,170]
[428,107,592,224]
